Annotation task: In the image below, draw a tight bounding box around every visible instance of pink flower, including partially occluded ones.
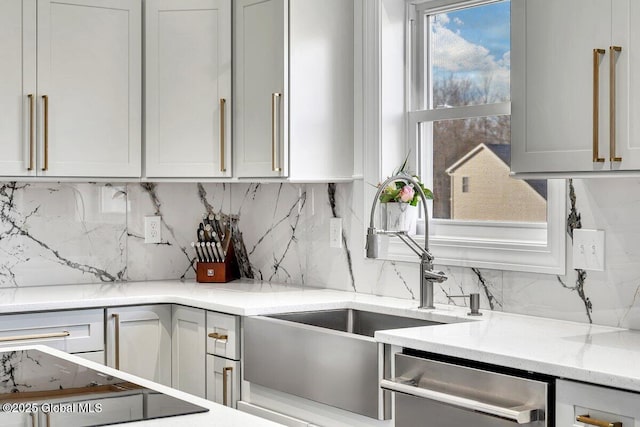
[399,185,415,202]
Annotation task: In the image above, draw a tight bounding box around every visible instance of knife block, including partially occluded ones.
[196,242,240,283]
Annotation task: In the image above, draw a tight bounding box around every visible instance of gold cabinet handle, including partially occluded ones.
[220,98,226,172]
[112,313,120,370]
[208,332,228,340]
[222,366,233,407]
[271,92,282,172]
[577,414,622,427]
[609,46,622,162]
[593,49,605,163]
[42,95,49,171]
[0,331,70,342]
[28,94,35,170]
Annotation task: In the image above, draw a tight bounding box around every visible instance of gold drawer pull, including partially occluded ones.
[271,92,282,172]
[208,332,228,340]
[577,414,622,427]
[219,98,226,172]
[593,48,605,162]
[112,313,120,370]
[222,366,233,407]
[0,331,70,342]
[609,46,622,162]
[28,94,35,170]
[42,95,49,171]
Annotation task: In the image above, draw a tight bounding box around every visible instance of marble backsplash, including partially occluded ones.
[1,179,640,330]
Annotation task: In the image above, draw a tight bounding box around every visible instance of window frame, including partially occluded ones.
[381,0,566,275]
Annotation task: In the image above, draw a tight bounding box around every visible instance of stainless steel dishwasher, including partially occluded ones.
[381,352,553,426]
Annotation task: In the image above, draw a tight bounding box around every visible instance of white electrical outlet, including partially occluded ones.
[572,229,605,271]
[330,218,342,248]
[144,216,162,244]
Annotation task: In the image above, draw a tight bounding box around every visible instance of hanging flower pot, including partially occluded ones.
[382,202,418,234]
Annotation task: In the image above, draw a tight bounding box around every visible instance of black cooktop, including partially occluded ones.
[0,349,208,426]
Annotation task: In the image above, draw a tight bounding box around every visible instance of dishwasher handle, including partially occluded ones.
[380,378,542,424]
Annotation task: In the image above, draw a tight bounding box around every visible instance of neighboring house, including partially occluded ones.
[445,143,547,222]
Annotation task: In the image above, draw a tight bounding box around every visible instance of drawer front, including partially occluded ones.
[0,309,103,353]
[206,354,240,408]
[396,392,533,427]
[206,311,239,359]
[557,380,640,427]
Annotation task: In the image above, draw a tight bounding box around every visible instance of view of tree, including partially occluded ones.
[431,75,510,219]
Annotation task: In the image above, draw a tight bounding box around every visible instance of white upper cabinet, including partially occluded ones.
[0,0,36,176]
[234,0,354,180]
[37,0,141,177]
[0,0,141,178]
[145,0,232,178]
[511,0,639,175]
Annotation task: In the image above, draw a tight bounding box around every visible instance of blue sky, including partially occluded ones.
[446,1,510,62]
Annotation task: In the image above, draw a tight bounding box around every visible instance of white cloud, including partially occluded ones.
[431,16,510,101]
[453,17,464,26]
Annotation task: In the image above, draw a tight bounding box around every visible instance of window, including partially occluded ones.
[390,0,566,274]
[461,176,469,193]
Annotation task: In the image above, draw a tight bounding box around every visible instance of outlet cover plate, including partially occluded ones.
[144,216,162,244]
[572,229,605,271]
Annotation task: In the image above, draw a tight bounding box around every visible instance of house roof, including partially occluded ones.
[445,143,547,200]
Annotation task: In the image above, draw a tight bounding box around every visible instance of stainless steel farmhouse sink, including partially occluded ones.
[266,308,443,336]
[243,309,457,420]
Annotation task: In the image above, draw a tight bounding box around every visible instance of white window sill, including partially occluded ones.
[377,180,567,275]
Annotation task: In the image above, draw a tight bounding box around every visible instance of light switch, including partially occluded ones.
[572,229,605,271]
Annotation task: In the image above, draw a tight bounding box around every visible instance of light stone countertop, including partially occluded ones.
[0,279,637,394]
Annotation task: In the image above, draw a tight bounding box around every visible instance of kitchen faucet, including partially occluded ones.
[366,172,447,309]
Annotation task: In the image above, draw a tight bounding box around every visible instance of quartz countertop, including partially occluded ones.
[0,279,638,395]
[0,345,282,427]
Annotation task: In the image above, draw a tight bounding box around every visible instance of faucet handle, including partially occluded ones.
[423,269,447,283]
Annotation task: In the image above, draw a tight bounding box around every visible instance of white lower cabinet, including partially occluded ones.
[0,411,37,427]
[557,379,640,426]
[0,309,103,355]
[171,305,206,398]
[106,305,171,386]
[206,354,240,408]
[205,311,241,407]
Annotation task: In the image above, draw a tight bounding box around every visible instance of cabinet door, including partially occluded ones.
[206,354,239,408]
[145,0,231,178]
[36,0,141,177]
[557,379,640,426]
[171,305,206,398]
[511,0,612,174]
[106,305,171,387]
[234,0,287,178]
[612,0,640,170]
[0,0,36,177]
